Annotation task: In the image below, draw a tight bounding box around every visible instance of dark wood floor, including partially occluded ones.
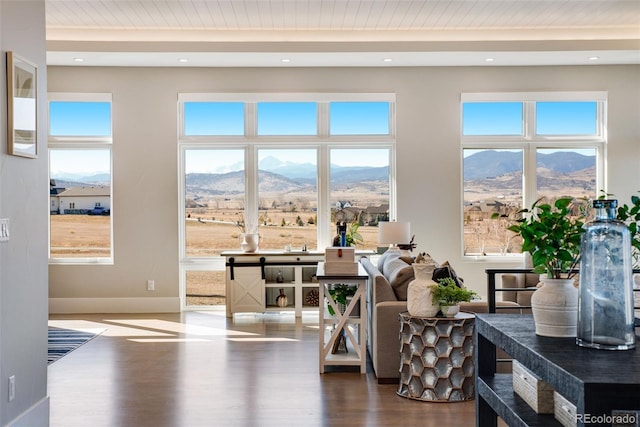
[48,311,479,427]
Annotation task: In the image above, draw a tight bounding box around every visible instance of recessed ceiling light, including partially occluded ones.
[383,58,393,63]
[588,56,600,61]
[281,58,291,63]
[178,58,188,63]
[485,58,495,62]
[73,58,84,62]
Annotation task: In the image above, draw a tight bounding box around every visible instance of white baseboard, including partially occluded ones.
[49,297,181,313]
[8,396,49,427]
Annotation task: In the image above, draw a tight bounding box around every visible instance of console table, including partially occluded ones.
[317,262,368,374]
[475,314,640,427]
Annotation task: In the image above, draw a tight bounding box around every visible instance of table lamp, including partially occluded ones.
[378,221,411,253]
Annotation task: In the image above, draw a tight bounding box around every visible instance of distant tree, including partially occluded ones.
[296,216,304,226]
[281,218,286,227]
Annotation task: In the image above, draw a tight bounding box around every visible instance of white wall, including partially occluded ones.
[47,64,640,311]
[1,1,49,425]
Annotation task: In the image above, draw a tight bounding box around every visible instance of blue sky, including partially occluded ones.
[50,149,110,177]
[50,99,597,174]
[49,101,111,136]
[463,101,597,135]
[184,101,390,136]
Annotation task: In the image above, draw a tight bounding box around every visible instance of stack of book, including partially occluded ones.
[324,247,358,275]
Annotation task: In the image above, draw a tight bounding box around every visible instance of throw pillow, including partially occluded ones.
[385,258,415,300]
[377,250,401,275]
[432,261,464,288]
[399,256,414,265]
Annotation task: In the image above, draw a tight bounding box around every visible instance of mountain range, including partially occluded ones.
[52,151,595,195]
[463,150,595,180]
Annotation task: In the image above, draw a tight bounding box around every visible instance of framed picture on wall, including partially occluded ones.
[7,51,37,158]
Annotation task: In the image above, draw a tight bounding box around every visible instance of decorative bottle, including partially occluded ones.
[276,289,288,307]
[577,199,636,350]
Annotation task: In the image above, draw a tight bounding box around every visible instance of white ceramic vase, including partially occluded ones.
[407,264,439,317]
[531,276,578,337]
[240,233,259,252]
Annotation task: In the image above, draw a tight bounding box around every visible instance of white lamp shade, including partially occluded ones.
[378,221,411,245]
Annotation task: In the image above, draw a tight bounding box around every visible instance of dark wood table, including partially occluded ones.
[475,313,640,427]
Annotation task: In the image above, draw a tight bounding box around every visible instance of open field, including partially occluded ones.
[50,212,381,306]
[50,215,111,257]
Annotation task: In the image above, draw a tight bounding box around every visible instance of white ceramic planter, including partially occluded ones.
[441,305,460,317]
[531,276,578,337]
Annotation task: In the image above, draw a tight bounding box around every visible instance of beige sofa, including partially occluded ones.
[361,253,525,383]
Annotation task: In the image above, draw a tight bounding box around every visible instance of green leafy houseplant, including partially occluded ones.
[345,222,363,247]
[332,221,364,247]
[507,197,585,279]
[431,278,478,306]
[327,284,357,316]
[612,192,640,267]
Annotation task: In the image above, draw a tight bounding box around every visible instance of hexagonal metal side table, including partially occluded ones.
[397,311,475,402]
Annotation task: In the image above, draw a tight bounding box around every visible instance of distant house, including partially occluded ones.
[333,207,359,223]
[362,203,389,225]
[49,186,66,214]
[50,186,110,214]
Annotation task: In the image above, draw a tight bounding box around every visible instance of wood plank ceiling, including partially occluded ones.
[46,0,640,34]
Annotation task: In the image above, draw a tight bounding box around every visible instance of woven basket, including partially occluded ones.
[512,360,554,414]
[553,391,577,427]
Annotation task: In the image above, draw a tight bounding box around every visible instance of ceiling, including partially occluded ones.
[45,0,640,67]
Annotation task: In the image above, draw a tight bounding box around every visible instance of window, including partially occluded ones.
[184,149,245,257]
[184,102,244,136]
[178,93,395,308]
[257,102,317,135]
[258,148,318,250]
[48,93,113,263]
[462,102,523,136]
[461,92,606,257]
[330,102,390,135]
[330,148,390,246]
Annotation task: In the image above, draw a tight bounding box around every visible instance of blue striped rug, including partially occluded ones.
[48,327,105,365]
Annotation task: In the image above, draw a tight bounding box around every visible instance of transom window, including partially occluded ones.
[461,92,606,258]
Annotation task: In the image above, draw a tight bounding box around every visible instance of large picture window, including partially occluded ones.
[179,93,395,309]
[461,92,605,257]
[48,93,113,263]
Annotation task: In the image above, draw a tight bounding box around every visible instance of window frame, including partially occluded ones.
[178,93,396,309]
[461,92,607,260]
[48,92,114,265]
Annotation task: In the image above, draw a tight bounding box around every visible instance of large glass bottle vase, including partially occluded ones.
[577,199,636,350]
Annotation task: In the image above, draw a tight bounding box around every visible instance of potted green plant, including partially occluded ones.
[345,222,364,247]
[432,278,478,317]
[327,284,358,316]
[612,192,640,267]
[333,221,364,247]
[507,197,585,279]
[505,197,585,337]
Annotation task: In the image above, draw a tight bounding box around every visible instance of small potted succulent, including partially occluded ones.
[431,278,478,317]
